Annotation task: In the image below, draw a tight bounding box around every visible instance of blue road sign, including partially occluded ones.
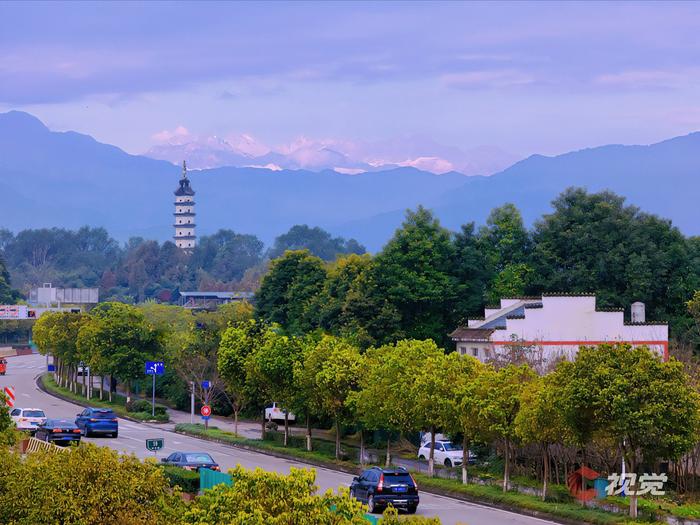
[201,380,210,389]
[47,364,55,372]
[201,415,210,421]
[145,361,165,375]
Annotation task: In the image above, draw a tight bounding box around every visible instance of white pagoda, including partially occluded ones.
[173,160,196,251]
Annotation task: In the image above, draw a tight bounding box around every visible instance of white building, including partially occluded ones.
[450,294,668,363]
[174,160,196,252]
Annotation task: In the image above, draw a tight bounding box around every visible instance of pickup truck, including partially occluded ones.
[264,402,295,423]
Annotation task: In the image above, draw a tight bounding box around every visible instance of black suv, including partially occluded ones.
[350,466,419,514]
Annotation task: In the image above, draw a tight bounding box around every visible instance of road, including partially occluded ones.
[1,353,558,525]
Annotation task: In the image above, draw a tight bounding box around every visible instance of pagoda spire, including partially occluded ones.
[182,159,188,179]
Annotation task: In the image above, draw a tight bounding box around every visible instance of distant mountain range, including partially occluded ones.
[1,110,699,252]
[144,130,520,176]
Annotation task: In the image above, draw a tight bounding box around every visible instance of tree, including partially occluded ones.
[247,327,304,445]
[0,252,18,303]
[77,302,161,402]
[255,250,326,334]
[371,207,456,345]
[33,311,89,393]
[555,344,700,517]
[531,188,698,333]
[472,363,537,491]
[351,339,438,466]
[477,203,533,304]
[409,346,453,477]
[218,319,267,436]
[515,375,569,500]
[295,335,364,459]
[438,353,484,484]
[181,466,368,525]
[0,444,183,525]
[269,224,365,261]
[451,223,489,323]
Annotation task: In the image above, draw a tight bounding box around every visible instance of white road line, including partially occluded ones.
[21,393,30,398]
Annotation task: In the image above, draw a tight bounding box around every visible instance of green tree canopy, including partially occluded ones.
[371,207,456,345]
[554,343,700,517]
[255,250,327,334]
[269,224,365,261]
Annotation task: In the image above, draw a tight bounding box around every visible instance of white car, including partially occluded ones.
[10,407,47,434]
[417,440,475,468]
[264,402,295,423]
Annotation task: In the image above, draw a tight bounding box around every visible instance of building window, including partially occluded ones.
[458,345,466,355]
[472,348,479,357]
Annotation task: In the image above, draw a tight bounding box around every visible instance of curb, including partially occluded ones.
[36,373,170,425]
[173,428,589,525]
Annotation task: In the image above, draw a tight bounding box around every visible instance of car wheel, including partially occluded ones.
[367,495,376,514]
[407,506,417,514]
[418,455,425,461]
[444,458,452,468]
[349,488,356,499]
[112,431,118,438]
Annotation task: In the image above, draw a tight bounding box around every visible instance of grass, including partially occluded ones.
[413,475,632,525]
[174,423,359,471]
[41,374,169,422]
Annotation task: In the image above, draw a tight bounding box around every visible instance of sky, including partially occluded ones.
[1,1,699,163]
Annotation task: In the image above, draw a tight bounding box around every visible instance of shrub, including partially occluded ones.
[182,466,369,524]
[0,443,183,525]
[126,399,152,413]
[161,465,200,494]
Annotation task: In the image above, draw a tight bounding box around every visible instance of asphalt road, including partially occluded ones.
[1,353,558,525]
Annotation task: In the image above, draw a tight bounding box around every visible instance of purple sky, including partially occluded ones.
[2,1,699,161]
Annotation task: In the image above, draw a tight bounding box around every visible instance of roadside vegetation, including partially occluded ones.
[24,188,700,522]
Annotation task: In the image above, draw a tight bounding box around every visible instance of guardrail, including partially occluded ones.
[21,437,71,454]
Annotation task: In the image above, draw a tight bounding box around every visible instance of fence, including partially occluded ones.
[22,437,71,454]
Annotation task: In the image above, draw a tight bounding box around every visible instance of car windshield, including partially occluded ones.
[441,442,462,451]
[93,410,115,418]
[384,473,413,485]
[24,410,45,418]
[185,453,214,463]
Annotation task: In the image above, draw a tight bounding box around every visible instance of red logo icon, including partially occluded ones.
[200,405,211,417]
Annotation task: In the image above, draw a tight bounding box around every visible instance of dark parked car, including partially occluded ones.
[350,466,419,514]
[75,407,119,437]
[34,419,82,446]
[161,451,220,471]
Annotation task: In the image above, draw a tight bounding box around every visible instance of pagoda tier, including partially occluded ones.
[173,201,196,207]
[174,234,197,240]
[173,211,196,216]
[173,223,196,228]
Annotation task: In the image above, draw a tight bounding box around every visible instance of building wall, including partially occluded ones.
[488,296,668,359]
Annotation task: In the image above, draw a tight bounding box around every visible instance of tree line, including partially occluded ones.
[256,188,700,349]
[0,224,365,304]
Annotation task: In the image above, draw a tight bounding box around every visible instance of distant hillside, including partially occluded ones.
[2,111,699,252]
[338,133,700,248]
[0,111,467,246]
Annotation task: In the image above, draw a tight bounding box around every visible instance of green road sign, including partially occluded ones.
[146,438,164,452]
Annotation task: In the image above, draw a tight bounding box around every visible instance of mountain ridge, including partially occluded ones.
[1,110,699,252]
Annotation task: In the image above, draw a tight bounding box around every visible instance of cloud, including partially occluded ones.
[398,156,455,174]
[151,125,192,144]
[441,69,535,90]
[593,69,700,90]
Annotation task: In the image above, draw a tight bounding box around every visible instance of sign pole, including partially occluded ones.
[152,373,156,417]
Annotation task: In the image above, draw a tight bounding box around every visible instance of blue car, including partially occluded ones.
[35,419,82,446]
[75,407,119,437]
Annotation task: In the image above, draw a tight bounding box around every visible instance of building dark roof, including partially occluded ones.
[449,327,495,341]
[174,161,195,196]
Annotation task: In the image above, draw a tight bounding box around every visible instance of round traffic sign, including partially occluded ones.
[200,405,211,417]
